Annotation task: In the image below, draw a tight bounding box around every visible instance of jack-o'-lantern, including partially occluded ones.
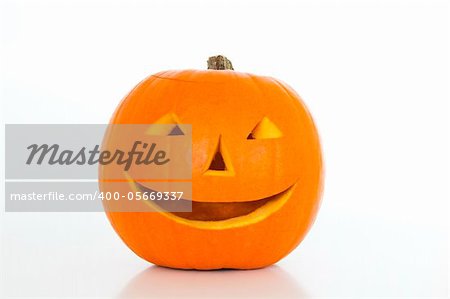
[100,56,323,270]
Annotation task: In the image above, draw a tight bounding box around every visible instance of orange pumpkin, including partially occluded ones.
[101,56,323,270]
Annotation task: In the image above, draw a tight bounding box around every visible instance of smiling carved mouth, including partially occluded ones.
[134,182,295,222]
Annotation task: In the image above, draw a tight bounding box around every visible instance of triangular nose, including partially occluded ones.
[208,138,227,171]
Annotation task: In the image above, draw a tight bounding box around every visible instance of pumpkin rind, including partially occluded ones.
[102,68,323,269]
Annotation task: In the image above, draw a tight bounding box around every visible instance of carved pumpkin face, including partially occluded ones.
[102,62,323,270]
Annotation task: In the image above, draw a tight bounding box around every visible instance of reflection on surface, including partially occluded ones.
[119,265,307,298]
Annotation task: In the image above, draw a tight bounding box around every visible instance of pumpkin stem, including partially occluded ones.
[207,55,234,70]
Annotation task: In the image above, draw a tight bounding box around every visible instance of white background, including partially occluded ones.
[0,0,449,297]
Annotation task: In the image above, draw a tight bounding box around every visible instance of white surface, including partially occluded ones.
[0,0,449,297]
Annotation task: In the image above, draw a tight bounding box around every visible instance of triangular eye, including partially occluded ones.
[146,113,181,135]
[154,113,180,124]
[168,125,184,136]
[247,117,283,139]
